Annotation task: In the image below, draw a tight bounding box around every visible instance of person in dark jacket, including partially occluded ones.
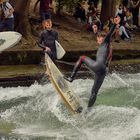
[34,0,53,20]
[73,2,86,23]
[65,16,120,113]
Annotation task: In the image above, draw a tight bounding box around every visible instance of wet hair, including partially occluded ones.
[42,19,52,29]
[97,31,107,37]
[42,19,52,24]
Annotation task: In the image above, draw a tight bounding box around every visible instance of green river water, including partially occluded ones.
[0,73,140,140]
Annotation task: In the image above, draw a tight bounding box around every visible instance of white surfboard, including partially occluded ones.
[55,40,66,59]
[0,31,22,52]
[45,54,83,113]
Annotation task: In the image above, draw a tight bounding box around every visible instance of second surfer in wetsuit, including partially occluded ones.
[65,16,120,113]
[38,19,58,82]
[38,19,58,63]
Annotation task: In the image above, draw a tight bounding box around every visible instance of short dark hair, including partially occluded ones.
[42,19,52,24]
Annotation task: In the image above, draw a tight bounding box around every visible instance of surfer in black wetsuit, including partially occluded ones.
[38,19,58,83]
[38,19,58,63]
[65,16,120,113]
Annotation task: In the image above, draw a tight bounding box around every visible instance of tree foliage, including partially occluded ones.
[55,0,81,14]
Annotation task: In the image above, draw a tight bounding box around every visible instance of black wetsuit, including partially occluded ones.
[67,24,116,109]
[39,29,58,62]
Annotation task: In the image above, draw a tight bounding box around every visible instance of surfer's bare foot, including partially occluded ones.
[64,76,73,82]
[87,107,92,112]
[83,107,92,117]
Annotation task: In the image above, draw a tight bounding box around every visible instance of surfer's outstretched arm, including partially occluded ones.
[104,16,120,43]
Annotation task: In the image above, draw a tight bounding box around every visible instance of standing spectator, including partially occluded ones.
[88,0,99,8]
[87,2,97,25]
[128,0,140,26]
[73,2,82,22]
[122,0,129,7]
[131,0,140,27]
[34,0,53,21]
[139,3,140,26]
[73,2,87,23]
[0,0,14,32]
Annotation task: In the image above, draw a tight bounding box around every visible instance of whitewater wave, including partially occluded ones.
[0,73,140,140]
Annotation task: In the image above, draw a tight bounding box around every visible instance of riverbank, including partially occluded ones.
[0,58,140,87]
[1,29,140,64]
[0,16,140,87]
[1,15,140,64]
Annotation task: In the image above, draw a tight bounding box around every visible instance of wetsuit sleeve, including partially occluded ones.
[55,32,58,41]
[38,43,46,49]
[38,32,45,49]
[104,24,116,43]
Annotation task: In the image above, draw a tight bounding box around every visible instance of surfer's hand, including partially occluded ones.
[45,71,49,75]
[45,71,51,81]
[45,66,49,75]
[45,47,51,52]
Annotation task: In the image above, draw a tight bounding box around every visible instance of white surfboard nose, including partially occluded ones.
[0,31,22,52]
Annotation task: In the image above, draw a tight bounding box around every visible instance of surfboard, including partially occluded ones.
[55,40,66,59]
[0,31,22,53]
[45,54,83,113]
